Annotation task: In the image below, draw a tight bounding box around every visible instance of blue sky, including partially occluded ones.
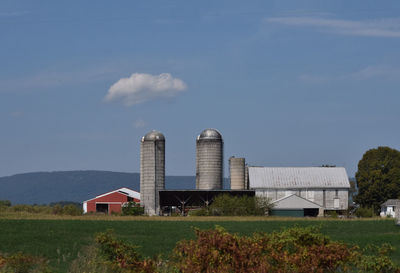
[1,1,400,178]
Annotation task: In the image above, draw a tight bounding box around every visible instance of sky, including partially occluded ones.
[1,0,400,178]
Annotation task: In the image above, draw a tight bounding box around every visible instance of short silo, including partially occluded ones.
[140,130,165,216]
[229,157,246,190]
[196,128,223,190]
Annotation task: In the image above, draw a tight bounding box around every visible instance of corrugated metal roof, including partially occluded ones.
[381,199,400,207]
[249,167,350,189]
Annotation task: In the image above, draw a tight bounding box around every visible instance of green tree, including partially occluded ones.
[354,146,400,214]
[0,200,11,207]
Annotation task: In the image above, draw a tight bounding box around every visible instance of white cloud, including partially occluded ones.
[298,65,400,85]
[351,65,400,80]
[266,16,400,38]
[105,73,187,106]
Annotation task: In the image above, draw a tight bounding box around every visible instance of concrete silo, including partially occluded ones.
[140,130,165,216]
[229,157,246,190]
[196,128,224,190]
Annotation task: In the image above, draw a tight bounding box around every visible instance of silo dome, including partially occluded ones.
[143,130,165,141]
[198,128,222,140]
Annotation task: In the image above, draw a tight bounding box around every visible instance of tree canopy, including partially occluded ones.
[354,146,400,213]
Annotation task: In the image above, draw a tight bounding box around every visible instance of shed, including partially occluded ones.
[270,194,322,217]
[83,187,140,214]
[380,199,400,218]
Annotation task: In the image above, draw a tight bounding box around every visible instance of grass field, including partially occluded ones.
[0,216,399,272]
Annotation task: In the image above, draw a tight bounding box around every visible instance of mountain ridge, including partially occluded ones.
[0,170,202,205]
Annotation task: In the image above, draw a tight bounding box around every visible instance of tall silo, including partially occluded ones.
[229,157,246,190]
[196,128,224,190]
[140,130,165,216]
[245,165,249,190]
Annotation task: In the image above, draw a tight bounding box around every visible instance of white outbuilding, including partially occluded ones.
[380,199,400,218]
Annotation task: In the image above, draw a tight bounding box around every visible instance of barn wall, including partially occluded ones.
[255,188,349,210]
[86,201,96,213]
[109,204,122,214]
[84,191,134,214]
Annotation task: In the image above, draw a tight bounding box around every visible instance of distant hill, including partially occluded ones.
[0,171,204,205]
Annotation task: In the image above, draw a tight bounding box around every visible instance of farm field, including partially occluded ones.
[0,217,399,272]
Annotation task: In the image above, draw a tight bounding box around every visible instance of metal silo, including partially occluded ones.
[140,130,165,216]
[229,157,245,190]
[245,165,249,190]
[196,128,223,190]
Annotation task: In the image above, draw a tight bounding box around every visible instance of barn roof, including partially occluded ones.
[84,187,140,203]
[381,199,400,207]
[248,167,350,189]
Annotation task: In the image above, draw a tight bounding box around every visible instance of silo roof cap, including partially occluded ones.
[198,128,222,140]
[143,130,165,141]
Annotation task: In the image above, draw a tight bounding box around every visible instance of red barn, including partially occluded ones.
[83,187,140,214]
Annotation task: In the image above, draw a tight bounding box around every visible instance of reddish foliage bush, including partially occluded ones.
[95,230,155,273]
[172,226,400,273]
[0,252,50,273]
[93,227,400,273]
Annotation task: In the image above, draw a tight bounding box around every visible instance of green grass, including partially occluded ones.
[0,218,399,272]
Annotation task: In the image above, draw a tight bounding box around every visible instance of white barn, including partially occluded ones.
[248,167,350,216]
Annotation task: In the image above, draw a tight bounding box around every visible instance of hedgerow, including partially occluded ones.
[86,226,400,273]
[189,194,273,216]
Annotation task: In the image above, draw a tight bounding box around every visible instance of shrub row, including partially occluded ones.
[0,201,82,216]
[82,226,400,273]
[190,194,273,216]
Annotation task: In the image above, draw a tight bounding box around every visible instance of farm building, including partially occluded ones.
[380,199,400,218]
[83,187,140,214]
[270,194,322,217]
[248,167,350,216]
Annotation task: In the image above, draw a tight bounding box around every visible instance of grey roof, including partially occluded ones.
[197,128,222,140]
[271,194,321,209]
[381,199,400,207]
[248,167,350,189]
[142,130,165,141]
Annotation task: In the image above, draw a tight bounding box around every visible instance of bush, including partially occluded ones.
[0,200,11,207]
[188,208,209,216]
[355,206,375,218]
[325,210,338,218]
[68,245,113,273]
[52,204,63,215]
[207,194,272,216]
[52,203,82,216]
[121,202,144,216]
[172,226,400,273]
[94,230,155,272]
[72,227,400,273]
[0,252,51,273]
[9,205,52,214]
[62,204,83,216]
